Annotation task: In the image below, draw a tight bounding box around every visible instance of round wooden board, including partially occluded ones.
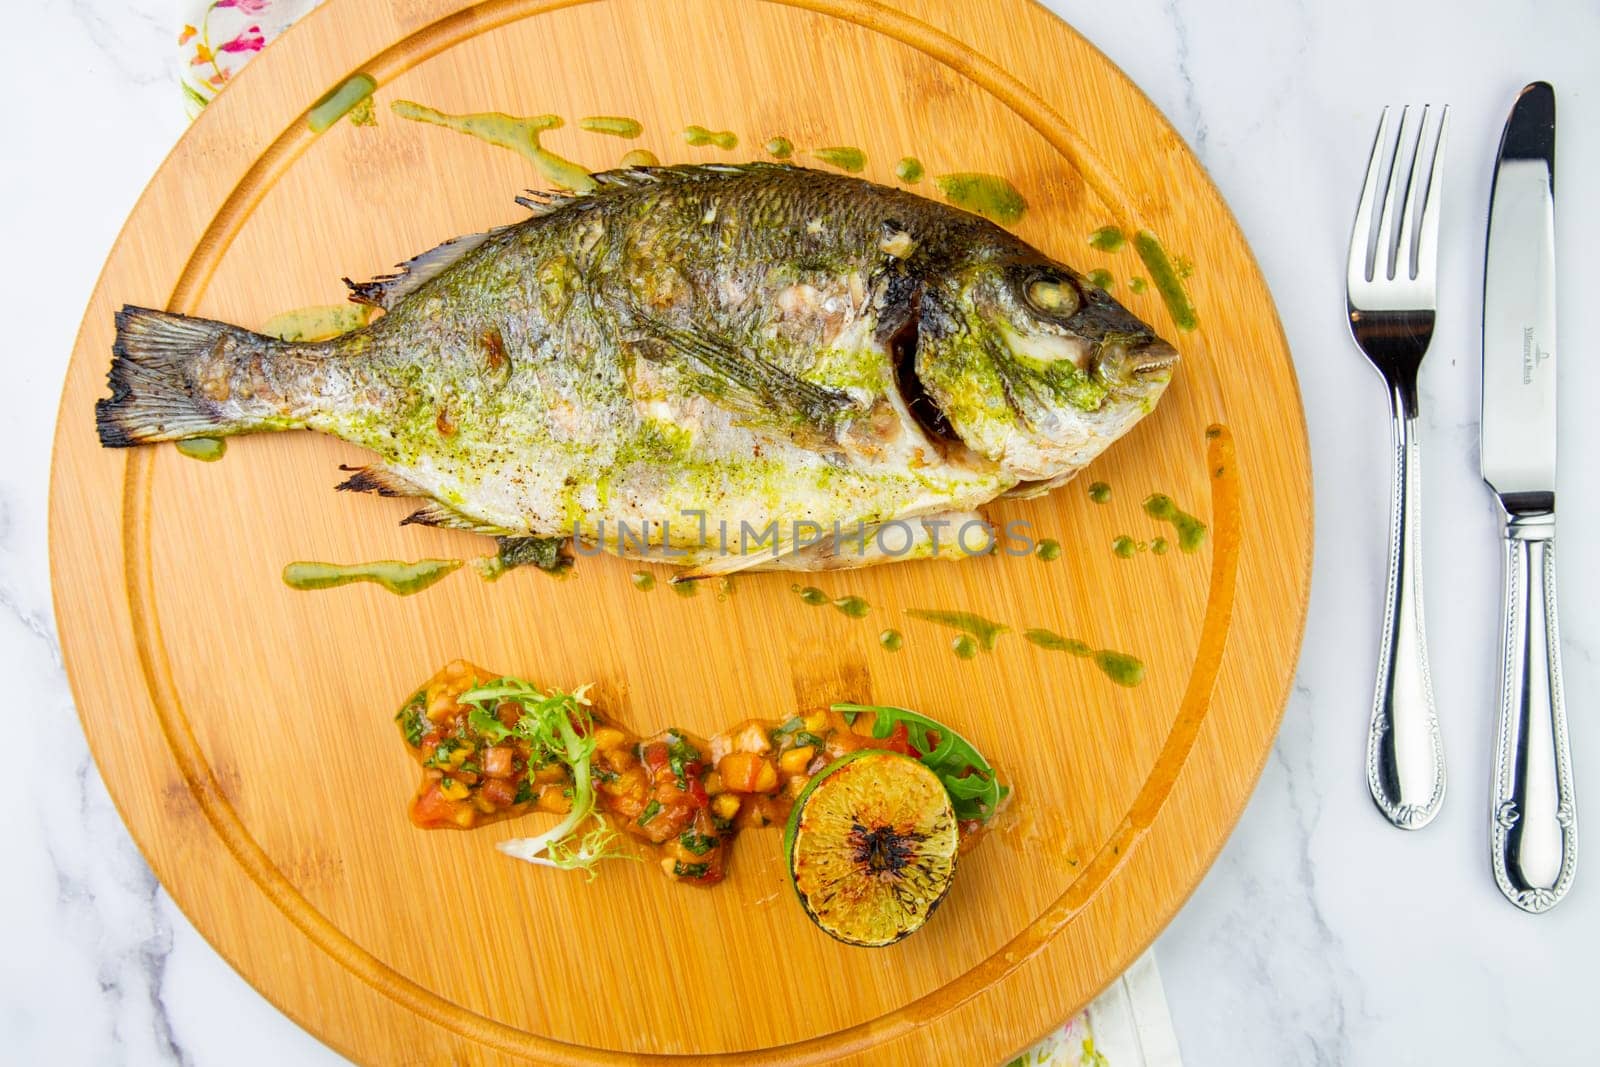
[49,0,1311,1063]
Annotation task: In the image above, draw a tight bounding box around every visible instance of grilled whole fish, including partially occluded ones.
[96,164,1177,576]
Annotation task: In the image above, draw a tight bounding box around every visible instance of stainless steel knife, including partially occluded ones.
[1481,81,1575,913]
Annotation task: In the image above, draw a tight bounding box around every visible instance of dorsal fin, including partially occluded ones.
[343,224,515,310]
[513,163,802,214]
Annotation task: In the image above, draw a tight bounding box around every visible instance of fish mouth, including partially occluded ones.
[1098,337,1179,394]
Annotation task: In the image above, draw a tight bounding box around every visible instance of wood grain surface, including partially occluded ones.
[48,0,1311,1063]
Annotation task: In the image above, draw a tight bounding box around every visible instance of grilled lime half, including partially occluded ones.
[784,750,959,947]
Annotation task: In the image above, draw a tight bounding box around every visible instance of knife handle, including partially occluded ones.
[1367,405,1446,828]
[1491,508,1577,912]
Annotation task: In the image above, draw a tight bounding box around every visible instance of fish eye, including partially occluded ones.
[1025,276,1079,317]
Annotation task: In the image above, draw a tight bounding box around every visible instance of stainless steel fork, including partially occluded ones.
[1346,106,1450,829]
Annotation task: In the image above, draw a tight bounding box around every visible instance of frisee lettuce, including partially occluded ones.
[459,677,634,878]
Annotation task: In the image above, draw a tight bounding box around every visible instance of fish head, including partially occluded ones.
[908,253,1178,483]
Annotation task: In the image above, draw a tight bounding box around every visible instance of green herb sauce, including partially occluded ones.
[630,570,656,591]
[1024,628,1092,657]
[1025,629,1145,686]
[1112,535,1137,559]
[309,73,377,133]
[619,148,659,167]
[282,559,461,596]
[951,634,979,660]
[392,100,596,192]
[1088,481,1111,504]
[832,595,871,618]
[1085,268,1114,290]
[934,173,1026,225]
[1035,538,1062,562]
[261,303,374,342]
[894,156,924,183]
[1133,230,1198,331]
[1151,537,1170,556]
[175,437,226,462]
[878,628,904,652]
[794,584,829,606]
[1143,493,1208,552]
[683,125,737,149]
[813,146,866,173]
[1088,225,1126,252]
[1129,277,1148,294]
[579,115,642,138]
[1093,650,1146,688]
[905,609,1008,651]
[763,136,794,159]
[671,579,701,598]
[472,536,571,581]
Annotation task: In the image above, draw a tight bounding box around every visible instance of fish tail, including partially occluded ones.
[95,305,285,447]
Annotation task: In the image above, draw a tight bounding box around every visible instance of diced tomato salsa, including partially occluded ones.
[397,660,986,886]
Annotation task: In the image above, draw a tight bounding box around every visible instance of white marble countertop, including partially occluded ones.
[4,0,1597,1062]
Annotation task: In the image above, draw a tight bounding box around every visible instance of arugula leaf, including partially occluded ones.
[832,702,1008,823]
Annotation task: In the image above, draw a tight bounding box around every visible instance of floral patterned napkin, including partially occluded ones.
[171,4,1184,1064]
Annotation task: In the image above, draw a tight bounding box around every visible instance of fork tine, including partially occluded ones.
[1414,106,1449,288]
[1374,106,1413,281]
[1397,105,1432,280]
[1347,107,1392,291]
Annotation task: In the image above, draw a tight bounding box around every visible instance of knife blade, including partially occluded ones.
[1481,81,1575,913]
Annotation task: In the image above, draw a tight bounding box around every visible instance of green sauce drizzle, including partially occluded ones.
[1035,539,1062,562]
[1143,493,1208,552]
[1025,629,1145,687]
[894,157,924,183]
[261,303,374,342]
[1024,629,1092,656]
[763,136,794,159]
[308,73,377,133]
[671,579,701,598]
[175,438,226,462]
[878,629,904,652]
[282,559,460,596]
[1112,535,1137,559]
[683,125,737,149]
[794,584,830,606]
[1088,481,1111,504]
[906,609,1008,651]
[392,100,596,192]
[619,148,659,167]
[832,595,871,618]
[1133,230,1199,331]
[1129,277,1148,294]
[579,115,642,138]
[1085,268,1114,290]
[1151,537,1170,556]
[630,571,656,591]
[1093,650,1146,688]
[1088,225,1126,252]
[951,634,979,660]
[934,173,1026,225]
[813,146,866,173]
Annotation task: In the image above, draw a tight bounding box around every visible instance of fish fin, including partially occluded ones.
[400,502,515,536]
[96,305,274,446]
[671,551,778,582]
[334,464,429,498]
[634,317,855,446]
[343,224,514,310]
[514,163,798,213]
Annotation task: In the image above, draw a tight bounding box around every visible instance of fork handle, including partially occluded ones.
[1367,397,1446,828]
[1490,506,1576,912]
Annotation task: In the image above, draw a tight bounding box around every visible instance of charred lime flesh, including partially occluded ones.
[785,750,958,946]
